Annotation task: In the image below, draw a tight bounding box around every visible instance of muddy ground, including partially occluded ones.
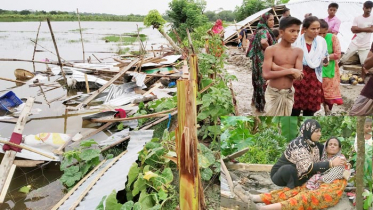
[226,47,364,116]
[223,171,355,210]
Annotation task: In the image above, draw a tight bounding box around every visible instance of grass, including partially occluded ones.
[103,34,147,44]
[69,28,91,32]
[117,47,130,55]
[67,39,90,43]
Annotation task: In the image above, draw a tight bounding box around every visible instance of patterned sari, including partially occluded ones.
[247,12,276,112]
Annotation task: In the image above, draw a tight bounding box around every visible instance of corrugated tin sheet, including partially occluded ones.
[224,0,365,52]
[224,7,272,42]
[57,130,154,210]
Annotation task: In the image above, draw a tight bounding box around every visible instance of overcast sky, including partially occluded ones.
[0,0,243,15]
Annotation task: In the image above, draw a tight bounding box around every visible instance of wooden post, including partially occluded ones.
[32,22,41,72]
[0,97,34,203]
[84,74,90,93]
[46,18,67,84]
[176,60,205,209]
[77,9,85,63]
[355,116,365,210]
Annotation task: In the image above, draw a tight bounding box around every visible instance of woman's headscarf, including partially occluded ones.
[284,119,322,178]
[212,19,224,34]
[246,12,276,58]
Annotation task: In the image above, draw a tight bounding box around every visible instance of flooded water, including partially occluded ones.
[0,21,167,209]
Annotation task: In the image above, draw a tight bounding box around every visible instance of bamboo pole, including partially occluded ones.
[91,108,177,123]
[0,98,34,203]
[76,9,85,63]
[92,54,101,63]
[0,140,56,160]
[30,39,67,62]
[32,22,42,72]
[355,116,365,210]
[84,74,90,93]
[46,18,67,84]
[0,77,27,84]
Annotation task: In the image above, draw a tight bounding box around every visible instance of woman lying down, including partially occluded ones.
[250,136,349,210]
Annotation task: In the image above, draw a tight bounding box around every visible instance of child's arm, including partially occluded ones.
[262,47,300,80]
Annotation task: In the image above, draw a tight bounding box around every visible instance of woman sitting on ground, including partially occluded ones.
[251,136,348,210]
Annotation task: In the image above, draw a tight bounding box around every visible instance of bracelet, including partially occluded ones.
[329,160,333,168]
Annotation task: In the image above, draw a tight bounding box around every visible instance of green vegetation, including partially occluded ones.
[234,0,290,21]
[103,34,147,44]
[0,9,145,22]
[68,28,91,32]
[144,10,167,29]
[60,139,113,189]
[221,117,357,163]
[166,0,209,40]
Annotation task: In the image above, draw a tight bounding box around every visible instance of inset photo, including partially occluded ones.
[221,116,372,210]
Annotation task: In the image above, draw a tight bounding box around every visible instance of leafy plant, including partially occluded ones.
[143,10,166,29]
[198,81,235,141]
[60,139,105,188]
[97,131,177,209]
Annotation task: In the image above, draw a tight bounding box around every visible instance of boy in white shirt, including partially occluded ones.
[340,1,373,80]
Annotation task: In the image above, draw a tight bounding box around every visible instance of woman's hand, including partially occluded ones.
[331,157,346,167]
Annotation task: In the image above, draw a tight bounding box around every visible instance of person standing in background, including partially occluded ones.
[324,3,341,35]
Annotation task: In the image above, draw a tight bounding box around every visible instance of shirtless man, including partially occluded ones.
[262,17,303,116]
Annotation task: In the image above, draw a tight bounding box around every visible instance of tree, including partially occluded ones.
[356,117,365,210]
[20,10,31,15]
[166,0,209,39]
[234,0,266,21]
[144,10,182,53]
[217,10,235,22]
[204,11,217,22]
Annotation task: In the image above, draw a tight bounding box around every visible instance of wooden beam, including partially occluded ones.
[223,148,249,161]
[0,97,34,203]
[225,163,273,172]
[0,164,16,202]
[13,160,44,167]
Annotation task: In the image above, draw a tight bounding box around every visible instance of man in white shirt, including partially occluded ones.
[340,1,373,75]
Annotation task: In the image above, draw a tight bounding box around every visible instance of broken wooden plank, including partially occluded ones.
[0,164,16,203]
[223,148,249,161]
[226,163,273,172]
[13,160,44,167]
[0,97,34,203]
[71,58,139,110]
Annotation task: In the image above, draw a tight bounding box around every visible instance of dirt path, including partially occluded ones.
[224,171,354,210]
[226,47,364,116]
